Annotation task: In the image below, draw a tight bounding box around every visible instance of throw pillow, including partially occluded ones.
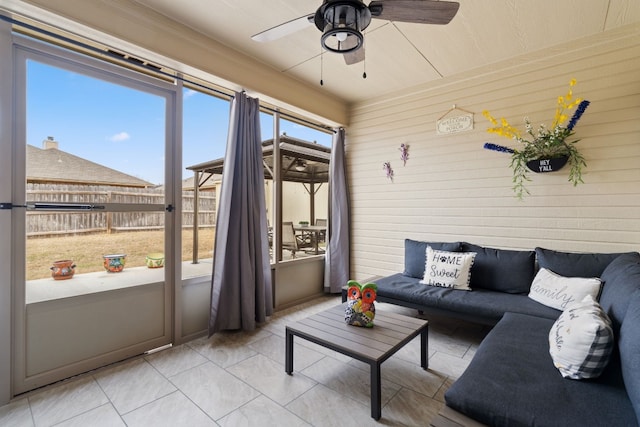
[548,295,614,379]
[462,243,536,294]
[528,268,602,311]
[403,239,461,278]
[420,246,476,291]
[598,252,640,334]
[535,247,634,278]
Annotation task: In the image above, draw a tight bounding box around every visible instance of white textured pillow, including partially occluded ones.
[420,246,476,291]
[528,268,601,311]
[549,295,614,379]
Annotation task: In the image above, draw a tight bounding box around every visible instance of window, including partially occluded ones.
[181,86,230,279]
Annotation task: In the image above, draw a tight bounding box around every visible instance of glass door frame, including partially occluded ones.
[11,35,180,395]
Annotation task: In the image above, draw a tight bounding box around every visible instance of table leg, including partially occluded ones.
[285,328,294,374]
[370,362,382,420]
[421,325,429,369]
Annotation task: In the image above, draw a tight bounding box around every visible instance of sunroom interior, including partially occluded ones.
[1,0,639,409]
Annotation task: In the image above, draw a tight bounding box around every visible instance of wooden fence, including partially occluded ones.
[26,183,215,237]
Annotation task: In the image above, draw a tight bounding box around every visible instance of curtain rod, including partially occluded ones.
[1,14,336,134]
[261,105,336,134]
[0,14,235,99]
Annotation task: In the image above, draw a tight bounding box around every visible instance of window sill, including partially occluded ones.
[26,260,214,304]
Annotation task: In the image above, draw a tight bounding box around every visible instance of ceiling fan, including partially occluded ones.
[252,0,460,65]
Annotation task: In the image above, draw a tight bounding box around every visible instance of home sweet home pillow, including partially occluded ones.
[420,246,476,291]
[528,268,602,311]
[548,295,614,379]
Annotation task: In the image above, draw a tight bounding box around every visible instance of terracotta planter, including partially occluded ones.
[526,155,568,173]
[50,259,76,280]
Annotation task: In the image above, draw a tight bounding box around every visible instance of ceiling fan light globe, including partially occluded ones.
[321,27,362,53]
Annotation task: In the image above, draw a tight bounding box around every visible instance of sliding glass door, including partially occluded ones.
[12,37,178,394]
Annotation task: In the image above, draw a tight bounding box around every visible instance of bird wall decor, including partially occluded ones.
[344,279,378,327]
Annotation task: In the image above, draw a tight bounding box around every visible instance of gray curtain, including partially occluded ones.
[209,92,273,335]
[324,128,350,293]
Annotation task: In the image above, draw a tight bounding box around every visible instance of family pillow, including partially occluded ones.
[548,295,614,379]
[528,268,602,311]
[420,246,476,291]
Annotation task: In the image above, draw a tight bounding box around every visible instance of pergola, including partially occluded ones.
[186,135,331,263]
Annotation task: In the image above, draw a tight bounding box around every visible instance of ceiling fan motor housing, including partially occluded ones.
[315,0,372,53]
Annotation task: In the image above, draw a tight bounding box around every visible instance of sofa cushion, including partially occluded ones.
[620,290,640,424]
[535,247,634,278]
[462,243,536,294]
[374,273,561,323]
[528,268,602,311]
[403,239,461,278]
[445,312,637,427]
[549,295,613,379]
[599,252,640,333]
[420,246,475,290]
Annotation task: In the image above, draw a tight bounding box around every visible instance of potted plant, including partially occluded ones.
[483,79,590,199]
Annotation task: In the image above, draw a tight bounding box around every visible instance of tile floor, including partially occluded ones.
[0,295,490,427]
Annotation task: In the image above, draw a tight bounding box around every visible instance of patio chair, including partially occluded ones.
[282,221,299,258]
[315,218,327,243]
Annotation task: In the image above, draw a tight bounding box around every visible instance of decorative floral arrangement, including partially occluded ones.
[483,79,590,199]
[399,143,409,166]
[383,161,394,181]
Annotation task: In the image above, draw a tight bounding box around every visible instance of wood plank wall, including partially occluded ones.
[346,24,640,280]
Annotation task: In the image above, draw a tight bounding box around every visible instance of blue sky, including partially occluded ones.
[27,60,332,185]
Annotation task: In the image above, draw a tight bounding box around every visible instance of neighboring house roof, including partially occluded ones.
[27,143,154,188]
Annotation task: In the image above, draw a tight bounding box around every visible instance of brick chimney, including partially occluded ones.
[42,136,59,150]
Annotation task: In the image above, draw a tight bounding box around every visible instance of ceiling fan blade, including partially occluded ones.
[338,35,365,65]
[369,0,460,25]
[344,47,365,65]
[251,13,314,42]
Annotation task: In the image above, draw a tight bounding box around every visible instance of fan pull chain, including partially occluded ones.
[320,49,324,86]
[362,33,367,79]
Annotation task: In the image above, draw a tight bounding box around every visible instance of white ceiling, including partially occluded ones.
[132,0,639,105]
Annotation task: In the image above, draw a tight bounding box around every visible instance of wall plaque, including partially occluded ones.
[437,113,474,134]
[526,156,569,173]
[436,105,474,135]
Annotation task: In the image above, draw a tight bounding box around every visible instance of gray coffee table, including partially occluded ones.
[285,303,429,420]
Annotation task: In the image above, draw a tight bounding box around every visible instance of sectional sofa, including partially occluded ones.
[347,240,640,426]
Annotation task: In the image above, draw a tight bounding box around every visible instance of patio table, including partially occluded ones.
[285,303,429,420]
[293,225,326,255]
